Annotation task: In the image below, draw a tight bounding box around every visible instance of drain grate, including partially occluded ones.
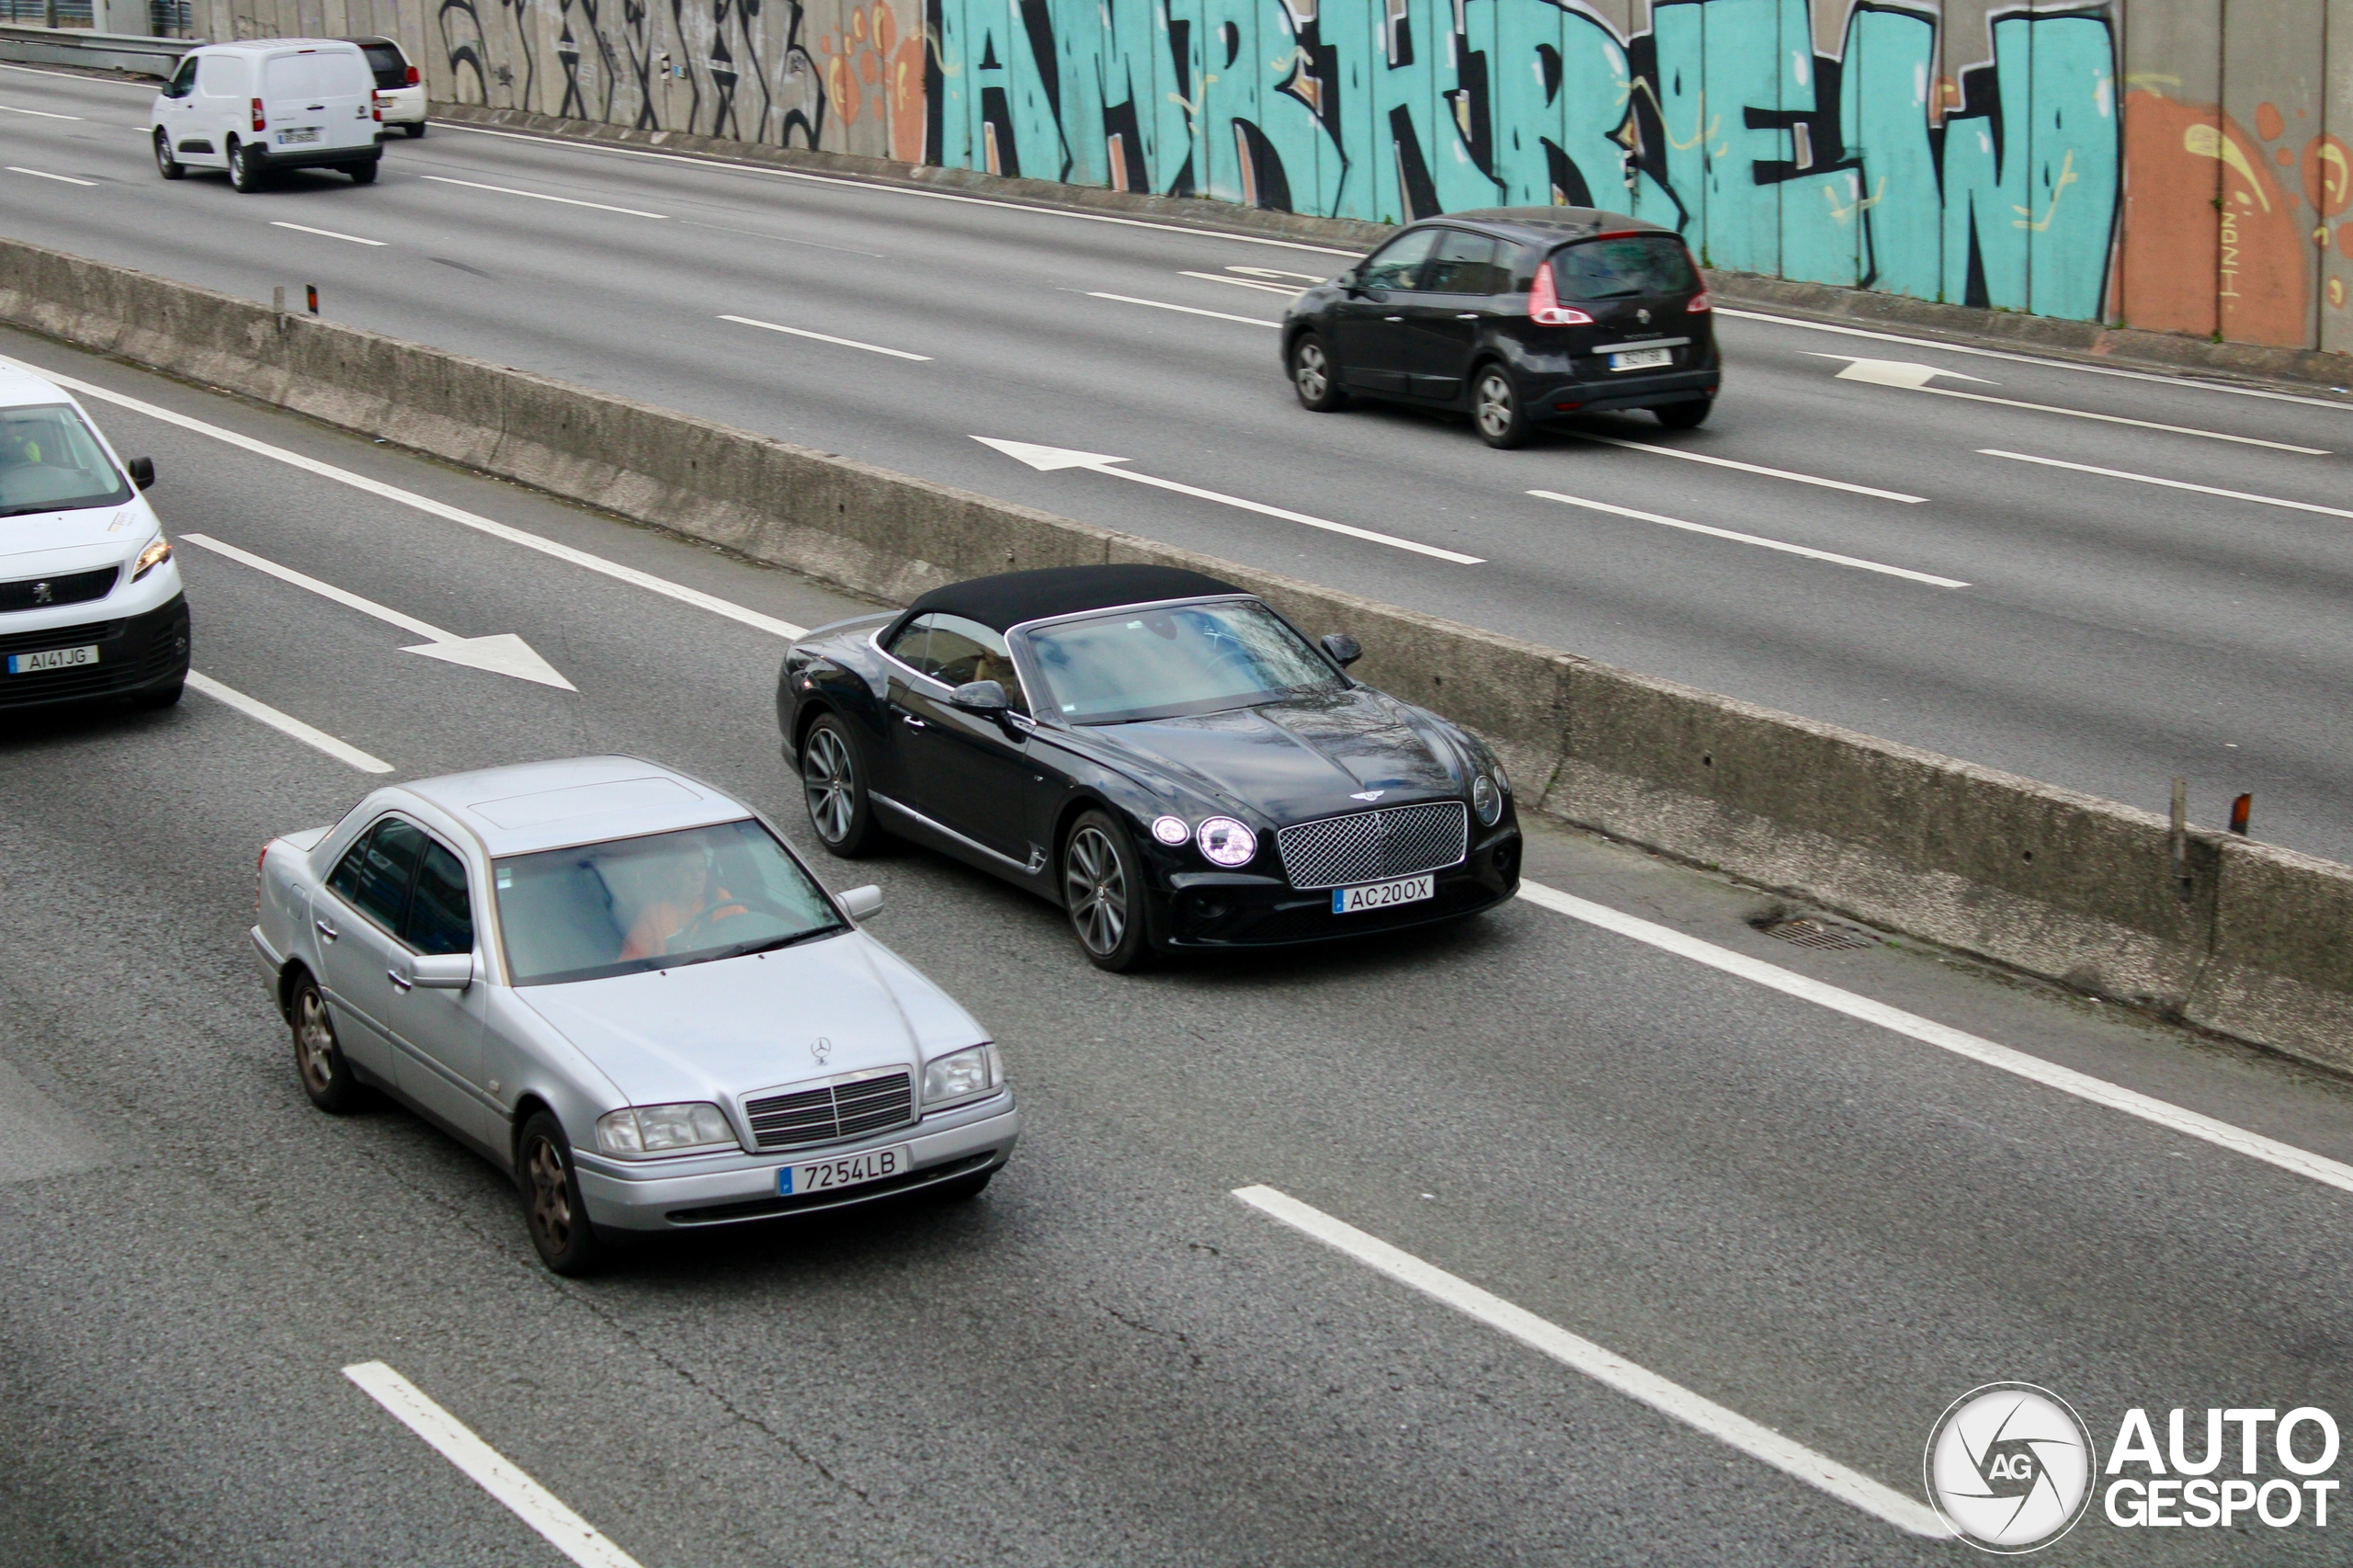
[1764,917,1876,952]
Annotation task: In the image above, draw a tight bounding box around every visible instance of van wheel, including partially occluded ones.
[227,138,263,192]
[153,131,185,180]
[347,159,379,185]
[1472,364,1532,449]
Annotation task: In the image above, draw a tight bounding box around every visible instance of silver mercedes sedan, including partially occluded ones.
[250,756,1018,1273]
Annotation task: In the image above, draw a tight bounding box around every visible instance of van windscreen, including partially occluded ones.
[1550,235,1699,301]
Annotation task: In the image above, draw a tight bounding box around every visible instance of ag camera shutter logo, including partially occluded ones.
[1925,1383,2096,1552]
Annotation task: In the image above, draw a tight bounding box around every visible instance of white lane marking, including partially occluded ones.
[1233,1186,1949,1538]
[1178,269,1303,295]
[1981,449,2353,522]
[1720,305,2353,411]
[181,533,576,688]
[435,121,1358,256]
[344,1362,646,1568]
[271,220,387,247]
[0,102,81,119]
[6,165,96,186]
[1516,880,2353,1199]
[1086,291,1281,327]
[1570,434,1927,504]
[1228,265,1330,282]
[976,436,1483,563]
[419,174,667,219]
[185,671,392,773]
[1528,490,1966,587]
[1820,356,2330,453]
[718,313,931,361]
[0,62,153,86]
[4,357,806,640]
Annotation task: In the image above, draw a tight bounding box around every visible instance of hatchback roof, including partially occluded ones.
[1434,207,1676,245]
[401,756,752,857]
[904,563,1244,634]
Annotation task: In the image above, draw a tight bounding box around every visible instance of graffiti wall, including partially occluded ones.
[405,1,2353,354]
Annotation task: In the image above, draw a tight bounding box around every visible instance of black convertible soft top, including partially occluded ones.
[904,564,1243,634]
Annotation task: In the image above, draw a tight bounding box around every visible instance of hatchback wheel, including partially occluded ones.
[227,139,263,192]
[1654,398,1711,429]
[1063,811,1152,971]
[801,714,886,857]
[1290,332,1349,412]
[153,131,185,180]
[290,973,364,1113]
[518,1112,603,1275]
[1472,365,1531,449]
[404,121,426,139]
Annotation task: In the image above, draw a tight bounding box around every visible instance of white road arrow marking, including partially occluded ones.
[972,437,1484,564]
[1814,355,2328,452]
[182,534,577,689]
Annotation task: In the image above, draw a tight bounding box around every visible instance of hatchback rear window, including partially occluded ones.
[263,51,370,101]
[1550,235,1699,301]
[360,44,406,88]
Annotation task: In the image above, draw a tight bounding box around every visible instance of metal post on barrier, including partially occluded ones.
[272,284,285,316]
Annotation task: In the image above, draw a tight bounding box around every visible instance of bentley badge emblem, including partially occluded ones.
[1351,790,1385,801]
[810,1036,833,1065]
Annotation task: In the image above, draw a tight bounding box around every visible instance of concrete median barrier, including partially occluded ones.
[5,234,2347,1069]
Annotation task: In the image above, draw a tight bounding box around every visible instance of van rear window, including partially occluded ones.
[1550,235,1699,301]
[263,51,370,101]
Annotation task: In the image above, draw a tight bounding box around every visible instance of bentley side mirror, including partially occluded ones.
[127,457,155,491]
[1321,632,1362,667]
[412,952,473,990]
[839,884,883,921]
[949,678,1011,714]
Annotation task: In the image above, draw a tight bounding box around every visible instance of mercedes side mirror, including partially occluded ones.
[949,678,1011,714]
[839,884,883,921]
[1321,632,1362,667]
[127,457,154,490]
[412,952,473,990]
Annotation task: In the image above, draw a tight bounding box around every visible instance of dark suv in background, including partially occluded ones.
[1281,208,1719,449]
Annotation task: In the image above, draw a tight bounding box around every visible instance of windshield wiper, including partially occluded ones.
[702,925,848,961]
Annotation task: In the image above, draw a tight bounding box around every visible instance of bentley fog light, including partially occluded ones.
[1472,774,1502,825]
[131,535,173,581]
[595,1101,734,1156]
[924,1042,1003,1107]
[1151,814,1190,846]
[1196,816,1256,867]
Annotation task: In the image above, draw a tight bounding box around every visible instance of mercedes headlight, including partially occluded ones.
[924,1042,1004,1108]
[1472,773,1502,825]
[131,535,172,581]
[595,1101,734,1157]
[1196,816,1257,867]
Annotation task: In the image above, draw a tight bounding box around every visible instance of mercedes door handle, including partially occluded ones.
[1456,313,1481,320]
[1383,315,1404,322]
[385,969,413,992]
[315,919,338,942]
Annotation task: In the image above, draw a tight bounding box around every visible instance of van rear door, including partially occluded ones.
[260,46,375,154]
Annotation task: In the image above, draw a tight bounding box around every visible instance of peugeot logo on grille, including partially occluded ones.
[31,581,53,605]
[1637,308,1652,324]
[810,1036,833,1065]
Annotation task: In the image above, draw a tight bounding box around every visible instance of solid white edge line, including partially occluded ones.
[1086,291,1282,327]
[185,672,392,773]
[418,173,667,219]
[718,313,932,360]
[270,220,387,247]
[181,532,453,641]
[1515,879,2353,1198]
[1808,357,2329,453]
[1720,306,2353,411]
[1232,1186,1949,1538]
[3,357,807,640]
[1979,449,2353,521]
[0,102,81,119]
[433,120,1359,255]
[343,1362,645,1568]
[1574,433,1927,503]
[6,165,96,186]
[1528,490,1966,587]
[0,62,153,86]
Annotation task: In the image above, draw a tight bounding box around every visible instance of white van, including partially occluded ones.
[152,39,383,191]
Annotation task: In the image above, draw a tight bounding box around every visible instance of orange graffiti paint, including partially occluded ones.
[2304,136,2352,217]
[2120,93,2312,345]
[2256,102,2285,142]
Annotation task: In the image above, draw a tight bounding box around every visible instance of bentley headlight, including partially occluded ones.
[1472,774,1502,825]
[595,1101,734,1157]
[131,535,172,581]
[1196,816,1257,867]
[1492,758,1510,795]
[924,1042,1004,1108]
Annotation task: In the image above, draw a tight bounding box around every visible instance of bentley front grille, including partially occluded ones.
[744,1068,914,1151]
[1275,801,1469,890]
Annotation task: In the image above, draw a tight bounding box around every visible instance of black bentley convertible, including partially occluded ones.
[775,565,1521,969]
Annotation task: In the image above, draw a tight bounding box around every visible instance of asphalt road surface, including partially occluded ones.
[3,326,2351,1565]
[4,63,2352,867]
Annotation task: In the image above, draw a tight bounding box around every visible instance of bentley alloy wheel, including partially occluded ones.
[801,715,883,857]
[1063,811,1151,971]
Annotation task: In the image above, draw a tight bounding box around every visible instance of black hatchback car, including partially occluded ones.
[1281,207,1719,448]
[778,564,1521,971]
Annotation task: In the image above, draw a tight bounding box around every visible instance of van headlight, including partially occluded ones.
[924,1043,1004,1108]
[131,535,172,581]
[1472,774,1502,825]
[595,1101,734,1156]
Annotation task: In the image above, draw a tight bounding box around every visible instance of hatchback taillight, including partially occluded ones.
[1687,290,1712,312]
[1528,261,1595,327]
[250,97,266,131]
[405,64,419,85]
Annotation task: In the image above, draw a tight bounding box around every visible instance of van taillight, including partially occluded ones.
[371,94,383,121]
[250,97,266,131]
[405,64,419,85]
[1687,290,1712,312]
[1528,262,1594,327]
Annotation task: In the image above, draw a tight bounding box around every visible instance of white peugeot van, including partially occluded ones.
[152,39,383,190]
[0,363,189,714]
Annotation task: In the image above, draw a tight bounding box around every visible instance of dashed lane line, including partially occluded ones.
[271,220,387,246]
[6,357,806,641]
[419,173,668,219]
[1528,490,1966,586]
[1085,291,1280,327]
[0,102,81,119]
[1233,1186,1949,1538]
[185,672,392,773]
[6,165,95,186]
[345,1362,646,1568]
[719,313,932,360]
[1980,449,2353,522]
[1569,433,1928,504]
